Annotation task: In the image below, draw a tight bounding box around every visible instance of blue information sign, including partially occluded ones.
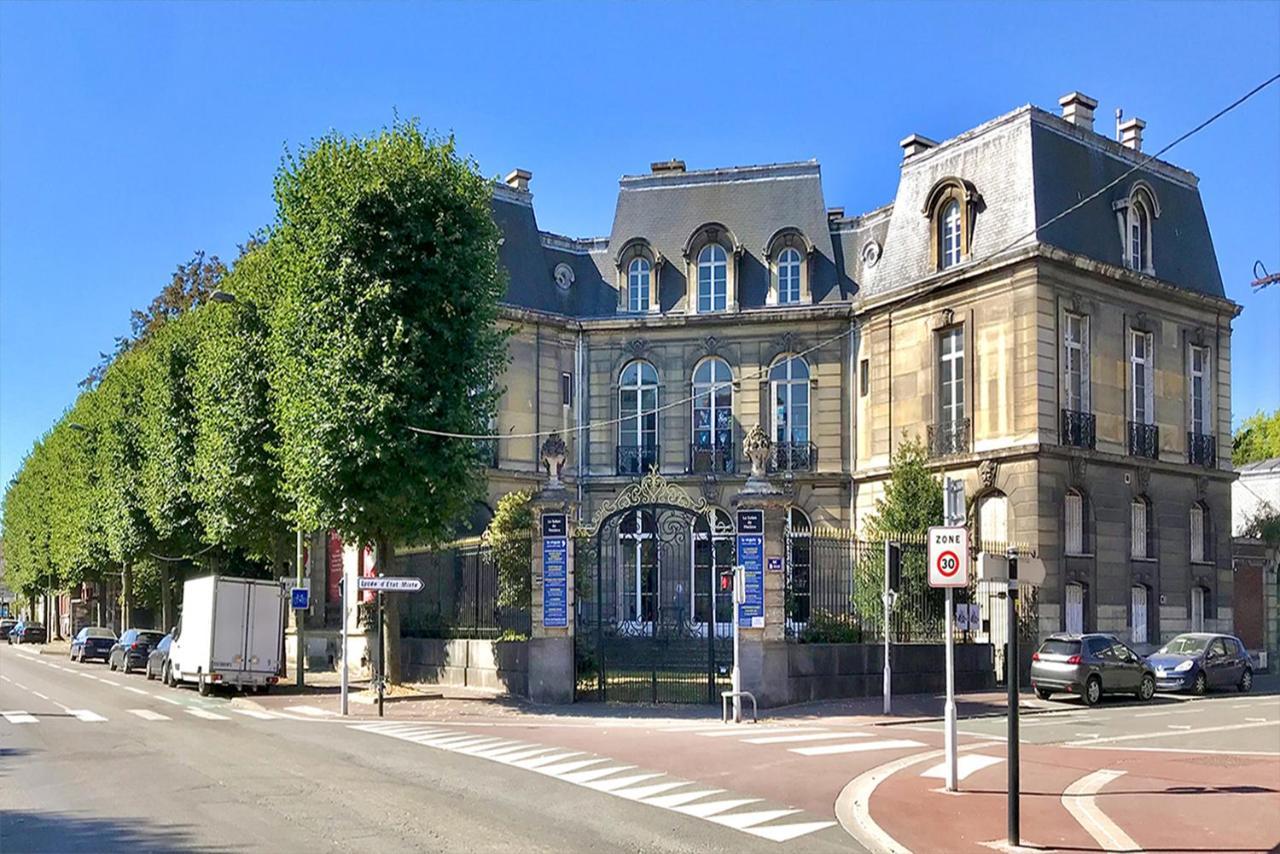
[542,513,568,628]
[290,587,310,610]
[736,510,765,628]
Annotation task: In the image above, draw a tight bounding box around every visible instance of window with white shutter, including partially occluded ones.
[1130,331,1154,424]
[1190,503,1206,563]
[1131,499,1149,559]
[1131,585,1148,645]
[1064,313,1090,412]
[1189,345,1211,437]
[1065,491,1084,555]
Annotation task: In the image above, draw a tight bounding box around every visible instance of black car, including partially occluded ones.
[8,623,47,645]
[108,629,167,674]
[145,632,173,681]
[0,618,17,638]
[70,626,118,662]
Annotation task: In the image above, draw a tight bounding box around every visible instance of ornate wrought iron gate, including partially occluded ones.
[575,472,732,704]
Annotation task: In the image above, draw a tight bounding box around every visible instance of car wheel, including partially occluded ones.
[198,674,211,697]
[109,657,117,672]
[122,658,132,675]
[1239,669,1253,693]
[1035,688,1053,701]
[164,664,174,687]
[255,685,270,696]
[1192,672,1208,696]
[145,663,155,681]
[1137,674,1155,702]
[1083,676,1102,706]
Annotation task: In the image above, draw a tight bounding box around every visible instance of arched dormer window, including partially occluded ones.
[1115,182,1160,276]
[697,244,728,312]
[764,228,813,306]
[617,240,658,314]
[924,177,980,272]
[684,224,740,315]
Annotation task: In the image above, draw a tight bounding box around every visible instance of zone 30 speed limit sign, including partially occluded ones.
[927,526,969,588]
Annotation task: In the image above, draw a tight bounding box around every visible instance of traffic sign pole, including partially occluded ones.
[340,573,349,717]
[942,477,965,792]
[295,528,305,689]
[1007,547,1021,847]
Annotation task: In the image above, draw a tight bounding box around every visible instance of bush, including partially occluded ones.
[799,609,864,644]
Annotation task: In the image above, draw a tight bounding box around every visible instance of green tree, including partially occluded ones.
[266,120,509,681]
[1233,410,1280,466]
[44,399,109,630]
[1,442,55,611]
[488,490,532,610]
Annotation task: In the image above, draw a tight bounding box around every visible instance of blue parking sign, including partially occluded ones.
[291,587,310,610]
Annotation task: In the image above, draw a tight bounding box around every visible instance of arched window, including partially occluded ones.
[1190,502,1208,563]
[769,355,811,467]
[1129,199,1150,272]
[777,247,802,304]
[1120,184,1159,274]
[1065,489,1086,555]
[976,492,1009,547]
[939,200,962,269]
[692,509,734,629]
[627,257,652,313]
[786,508,812,627]
[1131,497,1152,559]
[618,361,659,475]
[620,510,657,624]
[697,244,728,312]
[691,357,734,473]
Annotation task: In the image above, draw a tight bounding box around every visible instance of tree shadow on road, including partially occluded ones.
[0,811,241,854]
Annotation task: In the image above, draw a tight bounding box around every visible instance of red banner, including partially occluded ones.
[326,531,344,604]
[360,545,377,603]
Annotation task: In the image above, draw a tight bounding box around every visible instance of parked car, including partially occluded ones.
[108,629,167,674]
[1030,633,1155,705]
[145,632,173,681]
[8,622,47,645]
[70,626,117,662]
[0,618,17,638]
[1147,633,1253,695]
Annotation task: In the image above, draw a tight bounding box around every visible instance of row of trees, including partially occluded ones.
[2,121,510,678]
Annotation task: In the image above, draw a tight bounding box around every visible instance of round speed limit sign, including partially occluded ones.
[936,550,960,578]
[927,526,969,588]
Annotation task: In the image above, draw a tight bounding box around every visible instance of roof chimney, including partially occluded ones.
[650,159,686,174]
[503,169,532,192]
[899,134,938,160]
[826,207,845,223]
[1119,118,1146,152]
[1058,91,1098,132]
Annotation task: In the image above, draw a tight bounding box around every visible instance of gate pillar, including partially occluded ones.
[529,434,575,704]
[731,424,791,708]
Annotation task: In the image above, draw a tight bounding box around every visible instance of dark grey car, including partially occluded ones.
[1030,633,1156,705]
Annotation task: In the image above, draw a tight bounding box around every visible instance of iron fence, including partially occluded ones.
[1187,432,1216,467]
[1061,409,1096,449]
[1128,421,1159,459]
[394,540,531,639]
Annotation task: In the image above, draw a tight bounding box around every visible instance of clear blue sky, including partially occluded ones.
[2,1,1278,488]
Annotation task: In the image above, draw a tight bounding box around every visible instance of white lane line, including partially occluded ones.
[78,672,98,680]
[0,675,9,682]
[747,820,839,842]
[185,707,230,721]
[921,753,1004,781]
[1065,744,1280,757]
[2,711,39,724]
[791,739,924,756]
[1062,769,1139,852]
[643,789,725,808]
[32,691,49,701]
[710,808,801,829]
[1064,719,1278,746]
[744,732,869,744]
[698,726,817,738]
[71,709,108,722]
[13,681,27,690]
[674,798,762,818]
[156,696,183,706]
[285,705,337,717]
[1135,711,1170,718]
[1167,725,1192,730]
[588,773,665,793]
[99,678,122,686]
[124,686,150,696]
[128,709,170,721]
[610,781,688,800]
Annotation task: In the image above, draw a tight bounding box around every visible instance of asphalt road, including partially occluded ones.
[0,644,854,853]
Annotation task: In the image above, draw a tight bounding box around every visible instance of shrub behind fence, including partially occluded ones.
[395,539,532,639]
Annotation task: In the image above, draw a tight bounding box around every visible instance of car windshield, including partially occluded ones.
[136,632,166,645]
[1158,636,1210,655]
[1039,639,1081,656]
[86,628,115,639]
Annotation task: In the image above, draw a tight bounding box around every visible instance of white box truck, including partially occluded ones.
[166,575,286,695]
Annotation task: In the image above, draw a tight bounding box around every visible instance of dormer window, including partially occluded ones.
[765,228,812,306]
[778,248,802,304]
[940,201,962,269]
[1115,182,1160,276]
[1128,197,1150,272]
[924,177,980,273]
[628,257,651,312]
[697,243,728,312]
[616,240,658,314]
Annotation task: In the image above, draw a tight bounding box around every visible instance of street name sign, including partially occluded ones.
[356,577,424,592]
[928,525,969,588]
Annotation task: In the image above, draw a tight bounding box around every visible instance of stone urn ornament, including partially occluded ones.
[743,422,772,481]
[540,431,567,489]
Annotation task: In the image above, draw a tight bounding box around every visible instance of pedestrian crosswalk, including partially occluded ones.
[1,705,286,725]
[352,720,840,844]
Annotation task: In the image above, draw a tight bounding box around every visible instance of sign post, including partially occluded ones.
[340,573,349,716]
[1006,546,1021,847]
[883,541,900,715]
[930,477,968,792]
[731,564,746,723]
[354,575,425,718]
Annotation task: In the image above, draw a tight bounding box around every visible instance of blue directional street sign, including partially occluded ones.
[291,587,310,610]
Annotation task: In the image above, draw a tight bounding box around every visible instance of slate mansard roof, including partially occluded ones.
[491,101,1227,318]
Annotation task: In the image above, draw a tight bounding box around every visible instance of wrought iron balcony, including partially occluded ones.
[768,441,817,473]
[616,444,659,476]
[927,418,970,458]
[689,442,735,475]
[1187,432,1216,468]
[1127,421,1159,460]
[1061,409,1096,450]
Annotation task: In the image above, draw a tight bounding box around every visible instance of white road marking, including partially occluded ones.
[609,780,688,800]
[285,705,337,717]
[1064,719,1278,746]
[0,675,9,682]
[100,679,122,686]
[674,798,762,818]
[32,692,48,700]
[71,709,107,722]
[1062,769,1139,852]
[710,808,801,830]
[124,686,149,695]
[557,765,636,784]
[185,707,230,721]
[1246,717,1269,723]
[1065,744,1280,757]
[156,696,183,706]
[790,739,924,756]
[588,773,665,793]
[1167,725,1192,730]
[1134,711,1170,718]
[921,753,1004,781]
[643,789,725,808]
[748,821,840,842]
[78,673,98,680]
[13,681,27,690]
[744,732,869,744]
[698,726,818,738]
[128,709,170,721]
[232,709,278,720]
[2,711,38,724]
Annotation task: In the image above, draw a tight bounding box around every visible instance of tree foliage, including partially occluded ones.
[488,490,532,610]
[1233,410,1280,466]
[1,443,54,599]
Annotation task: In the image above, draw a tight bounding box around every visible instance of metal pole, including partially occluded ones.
[944,585,957,791]
[732,565,742,724]
[295,528,305,688]
[883,541,892,715]
[340,573,349,716]
[1007,548,1021,846]
[377,589,385,718]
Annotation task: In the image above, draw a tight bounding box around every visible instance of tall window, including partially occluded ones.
[697,244,728,312]
[1128,199,1150,271]
[692,509,734,627]
[1190,503,1207,563]
[620,510,657,624]
[1190,586,1205,632]
[627,257,651,313]
[1131,585,1149,645]
[1131,497,1150,559]
[938,327,965,425]
[777,247,802,304]
[940,200,962,269]
[769,355,810,448]
[1130,330,1153,424]
[977,493,1009,547]
[619,361,658,471]
[1065,582,1084,634]
[1065,490,1085,555]
[1189,345,1210,435]
[692,358,733,452]
[1064,313,1089,412]
[786,508,812,626]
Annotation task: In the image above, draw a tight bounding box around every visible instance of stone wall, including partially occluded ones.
[400,637,529,697]
[781,642,995,706]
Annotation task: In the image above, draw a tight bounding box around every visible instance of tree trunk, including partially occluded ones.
[378,536,402,685]
[160,564,174,632]
[121,562,134,629]
[52,592,62,640]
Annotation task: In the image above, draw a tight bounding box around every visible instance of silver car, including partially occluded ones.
[1030,633,1156,705]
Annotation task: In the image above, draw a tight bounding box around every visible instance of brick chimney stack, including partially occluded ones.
[504,169,532,192]
[899,134,938,160]
[1119,118,1146,152]
[1059,91,1099,132]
